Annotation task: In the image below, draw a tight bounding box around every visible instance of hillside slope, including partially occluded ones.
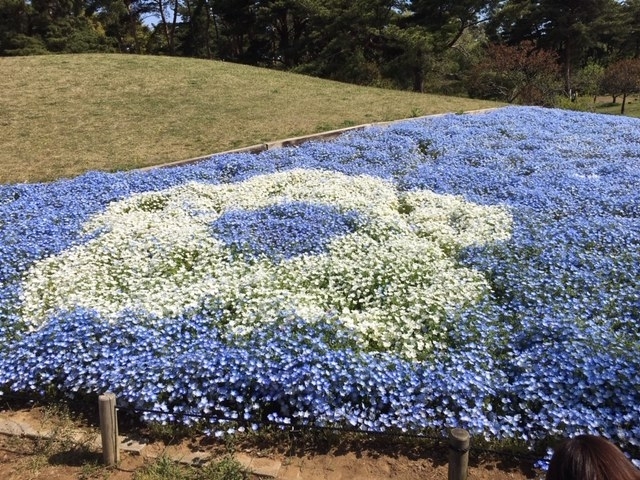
[0,54,502,183]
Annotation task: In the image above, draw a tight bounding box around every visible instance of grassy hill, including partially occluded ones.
[0,54,503,184]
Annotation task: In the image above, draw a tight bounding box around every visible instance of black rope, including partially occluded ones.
[115,403,446,441]
[449,444,470,454]
[114,403,539,461]
[0,390,541,462]
[0,392,41,402]
[128,408,532,463]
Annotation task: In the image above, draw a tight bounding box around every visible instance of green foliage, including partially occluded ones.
[1,33,49,56]
[379,24,435,92]
[133,455,248,480]
[553,95,597,112]
[1,0,638,97]
[407,0,498,50]
[487,0,625,90]
[0,0,45,55]
[291,0,401,86]
[134,456,191,480]
[573,62,605,99]
[44,17,117,53]
[620,0,640,58]
[197,456,247,480]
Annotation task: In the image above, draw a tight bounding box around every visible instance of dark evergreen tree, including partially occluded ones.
[90,0,148,53]
[487,0,624,92]
[208,0,259,62]
[619,0,640,58]
[388,0,496,92]
[254,0,309,67]
[407,0,499,50]
[0,0,48,55]
[292,0,400,85]
[181,0,213,57]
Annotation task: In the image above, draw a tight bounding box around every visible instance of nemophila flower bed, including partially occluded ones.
[0,107,638,460]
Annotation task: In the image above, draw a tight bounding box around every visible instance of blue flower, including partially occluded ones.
[0,106,638,463]
[210,202,361,261]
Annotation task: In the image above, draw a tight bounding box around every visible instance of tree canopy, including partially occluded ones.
[1,0,639,105]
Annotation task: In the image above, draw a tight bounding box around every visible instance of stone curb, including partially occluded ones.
[0,417,148,454]
[235,452,282,478]
[0,418,41,438]
[0,416,282,477]
[136,107,501,172]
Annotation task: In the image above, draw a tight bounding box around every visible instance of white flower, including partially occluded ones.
[20,169,512,358]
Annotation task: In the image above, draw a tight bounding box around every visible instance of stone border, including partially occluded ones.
[136,108,501,172]
[0,414,282,477]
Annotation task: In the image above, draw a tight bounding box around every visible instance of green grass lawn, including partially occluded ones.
[0,54,503,184]
[593,94,640,117]
[564,94,640,117]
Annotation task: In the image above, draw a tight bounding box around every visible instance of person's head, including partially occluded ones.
[546,435,640,480]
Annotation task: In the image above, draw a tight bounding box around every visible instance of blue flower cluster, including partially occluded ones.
[210,202,361,261]
[0,107,638,459]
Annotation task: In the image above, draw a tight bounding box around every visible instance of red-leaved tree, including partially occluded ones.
[601,58,640,114]
[467,41,562,106]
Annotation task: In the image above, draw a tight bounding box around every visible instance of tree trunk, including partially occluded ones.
[127,0,140,53]
[621,92,627,114]
[169,0,179,54]
[276,9,291,67]
[204,0,212,58]
[413,48,425,93]
[157,0,172,54]
[564,37,572,94]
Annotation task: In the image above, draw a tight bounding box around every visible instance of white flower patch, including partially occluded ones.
[20,169,512,359]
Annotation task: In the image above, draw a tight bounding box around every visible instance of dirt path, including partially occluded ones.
[0,407,539,479]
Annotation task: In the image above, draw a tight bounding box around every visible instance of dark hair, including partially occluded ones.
[546,435,640,480]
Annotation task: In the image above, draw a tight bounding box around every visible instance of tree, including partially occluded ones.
[573,62,605,102]
[204,0,262,62]
[487,0,623,93]
[142,0,181,54]
[0,0,48,55]
[380,24,435,92]
[90,0,149,53]
[395,0,498,92]
[0,0,148,55]
[467,40,561,105]
[0,0,119,54]
[601,58,640,113]
[254,0,310,67]
[407,0,499,50]
[181,0,214,58]
[293,0,400,86]
[619,0,640,58]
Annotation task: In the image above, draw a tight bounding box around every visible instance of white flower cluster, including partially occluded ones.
[20,169,512,359]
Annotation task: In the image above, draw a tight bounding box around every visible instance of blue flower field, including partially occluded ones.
[0,107,638,460]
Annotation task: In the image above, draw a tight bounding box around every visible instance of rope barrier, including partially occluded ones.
[0,389,540,462]
[114,402,539,461]
[115,403,446,441]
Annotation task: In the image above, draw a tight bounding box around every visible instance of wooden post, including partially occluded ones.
[98,392,120,466]
[448,428,470,480]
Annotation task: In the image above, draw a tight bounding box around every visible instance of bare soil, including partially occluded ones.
[0,406,540,480]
